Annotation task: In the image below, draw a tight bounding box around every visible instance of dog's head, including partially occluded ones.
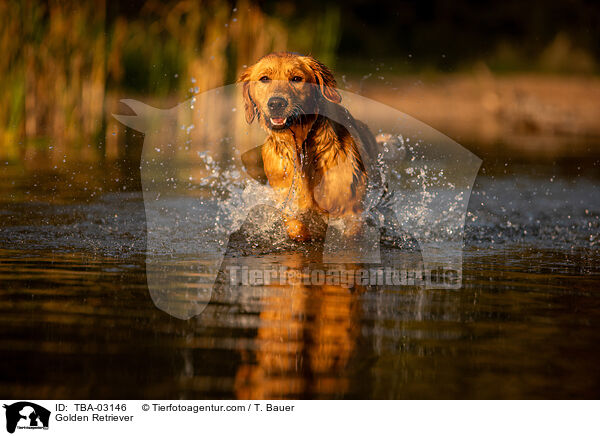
[238,52,342,130]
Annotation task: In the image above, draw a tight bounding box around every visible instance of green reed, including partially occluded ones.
[0,0,340,163]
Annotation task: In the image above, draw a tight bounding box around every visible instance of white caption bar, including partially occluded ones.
[0,400,597,436]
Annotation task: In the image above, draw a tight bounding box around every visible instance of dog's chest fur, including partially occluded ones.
[261,115,366,217]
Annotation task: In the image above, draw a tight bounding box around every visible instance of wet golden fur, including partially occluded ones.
[238,52,377,241]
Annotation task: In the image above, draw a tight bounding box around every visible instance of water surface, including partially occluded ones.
[1,159,599,399]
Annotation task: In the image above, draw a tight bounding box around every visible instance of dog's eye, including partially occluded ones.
[290,76,303,82]
[259,76,270,83]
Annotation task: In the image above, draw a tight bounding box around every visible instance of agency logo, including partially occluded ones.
[3,402,50,434]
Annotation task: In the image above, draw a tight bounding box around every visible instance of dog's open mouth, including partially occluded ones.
[269,117,287,127]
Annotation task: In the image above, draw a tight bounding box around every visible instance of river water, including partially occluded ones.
[0,155,599,399]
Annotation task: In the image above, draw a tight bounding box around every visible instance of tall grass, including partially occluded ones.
[0,0,341,163]
[1,0,106,162]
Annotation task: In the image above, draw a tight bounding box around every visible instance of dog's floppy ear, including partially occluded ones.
[302,56,342,104]
[238,66,257,124]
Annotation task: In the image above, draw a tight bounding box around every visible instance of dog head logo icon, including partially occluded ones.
[3,402,50,434]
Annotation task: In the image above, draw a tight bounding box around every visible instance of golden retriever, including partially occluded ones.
[238,52,378,242]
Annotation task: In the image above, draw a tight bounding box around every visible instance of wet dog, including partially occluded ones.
[238,52,378,242]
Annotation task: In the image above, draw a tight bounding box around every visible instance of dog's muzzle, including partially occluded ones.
[267,96,289,128]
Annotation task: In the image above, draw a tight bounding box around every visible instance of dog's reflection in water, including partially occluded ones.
[206,205,421,399]
[232,254,362,399]
[204,205,357,398]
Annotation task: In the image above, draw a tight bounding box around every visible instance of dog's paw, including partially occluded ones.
[283,211,327,242]
[284,218,312,242]
[341,217,365,239]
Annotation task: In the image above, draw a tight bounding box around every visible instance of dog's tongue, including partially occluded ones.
[270,117,286,126]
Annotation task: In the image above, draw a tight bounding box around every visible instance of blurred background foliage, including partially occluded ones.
[1,0,599,162]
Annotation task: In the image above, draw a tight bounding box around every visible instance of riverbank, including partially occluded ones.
[358,72,600,161]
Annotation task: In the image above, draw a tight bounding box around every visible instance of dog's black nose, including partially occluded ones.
[267,96,288,111]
